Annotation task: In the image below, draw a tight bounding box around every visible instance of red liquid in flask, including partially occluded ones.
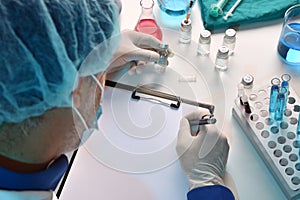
[135,19,163,41]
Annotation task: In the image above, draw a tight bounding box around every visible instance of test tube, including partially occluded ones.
[240,94,247,105]
[281,74,291,82]
[240,95,251,113]
[281,81,289,93]
[281,81,289,109]
[271,77,281,86]
[275,93,285,121]
[237,83,245,98]
[297,112,300,136]
[269,85,279,113]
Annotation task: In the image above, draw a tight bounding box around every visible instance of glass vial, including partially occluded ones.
[215,46,229,71]
[241,74,254,89]
[134,0,163,40]
[156,43,169,67]
[222,28,236,55]
[197,29,211,56]
[179,18,192,44]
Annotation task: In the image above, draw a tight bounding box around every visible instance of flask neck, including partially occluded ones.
[139,0,155,20]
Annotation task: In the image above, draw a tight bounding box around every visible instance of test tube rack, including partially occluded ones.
[232,84,300,200]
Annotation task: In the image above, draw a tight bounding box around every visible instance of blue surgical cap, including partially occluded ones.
[0,0,120,124]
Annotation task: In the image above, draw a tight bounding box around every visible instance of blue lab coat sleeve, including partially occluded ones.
[187,185,235,200]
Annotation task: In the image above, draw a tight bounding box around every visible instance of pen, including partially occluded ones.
[190,118,217,126]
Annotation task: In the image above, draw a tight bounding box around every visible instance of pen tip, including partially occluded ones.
[209,118,217,124]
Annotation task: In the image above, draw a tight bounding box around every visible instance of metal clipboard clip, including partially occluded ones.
[105,80,215,114]
[131,85,181,109]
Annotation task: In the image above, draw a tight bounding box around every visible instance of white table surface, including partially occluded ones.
[59,1,300,200]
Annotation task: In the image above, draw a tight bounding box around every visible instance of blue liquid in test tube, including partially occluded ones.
[269,85,279,113]
[281,81,289,108]
[281,81,289,92]
[297,112,300,136]
[275,93,285,121]
[280,85,288,110]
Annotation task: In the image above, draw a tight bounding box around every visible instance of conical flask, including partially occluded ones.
[134,0,163,40]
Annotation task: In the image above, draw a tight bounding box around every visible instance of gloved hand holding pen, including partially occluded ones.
[176,110,234,199]
[108,30,173,75]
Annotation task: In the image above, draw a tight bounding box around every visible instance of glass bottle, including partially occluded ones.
[222,28,236,55]
[215,46,229,71]
[197,29,211,56]
[134,0,163,40]
[179,18,192,44]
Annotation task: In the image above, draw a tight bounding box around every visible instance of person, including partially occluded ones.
[0,0,234,199]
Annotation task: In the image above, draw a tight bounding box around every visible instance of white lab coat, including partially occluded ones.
[0,190,58,200]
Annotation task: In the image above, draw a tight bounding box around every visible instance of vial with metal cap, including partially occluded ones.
[215,46,229,71]
[197,29,211,56]
[241,74,254,89]
[222,28,236,55]
[179,18,192,44]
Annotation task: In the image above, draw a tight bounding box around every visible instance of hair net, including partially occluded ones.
[0,0,120,124]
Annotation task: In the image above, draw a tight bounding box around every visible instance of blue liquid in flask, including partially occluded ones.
[277,23,300,66]
[157,0,195,16]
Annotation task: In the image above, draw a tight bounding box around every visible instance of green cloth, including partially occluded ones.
[198,0,300,30]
